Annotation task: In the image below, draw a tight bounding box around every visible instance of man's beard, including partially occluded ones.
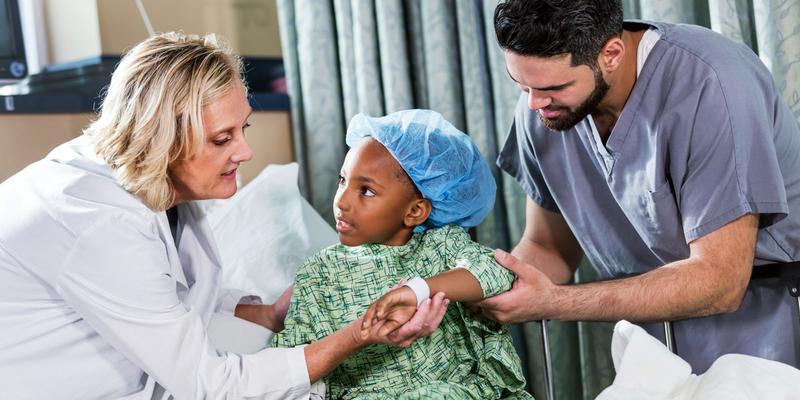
[539,67,610,131]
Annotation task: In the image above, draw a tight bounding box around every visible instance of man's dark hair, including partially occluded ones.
[494,0,623,68]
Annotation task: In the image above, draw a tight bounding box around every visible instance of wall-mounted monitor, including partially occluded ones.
[0,0,27,82]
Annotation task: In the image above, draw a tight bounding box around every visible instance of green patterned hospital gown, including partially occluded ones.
[271,225,533,399]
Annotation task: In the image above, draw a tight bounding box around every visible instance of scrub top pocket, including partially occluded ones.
[639,181,688,261]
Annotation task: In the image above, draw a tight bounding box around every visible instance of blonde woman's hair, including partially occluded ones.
[85,32,245,211]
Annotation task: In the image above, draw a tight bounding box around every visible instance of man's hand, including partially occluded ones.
[474,249,557,324]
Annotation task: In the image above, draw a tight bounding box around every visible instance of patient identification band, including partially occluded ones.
[404,277,430,307]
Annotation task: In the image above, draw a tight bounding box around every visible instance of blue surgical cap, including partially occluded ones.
[345,109,496,232]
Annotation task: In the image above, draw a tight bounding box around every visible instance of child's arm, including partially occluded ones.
[362,227,516,335]
[425,268,485,302]
[361,268,485,335]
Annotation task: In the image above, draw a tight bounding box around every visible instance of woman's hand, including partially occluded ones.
[361,286,418,336]
[361,289,450,348]
[305,292,449,383]
[234,285,293,332]
[269,285,293,331]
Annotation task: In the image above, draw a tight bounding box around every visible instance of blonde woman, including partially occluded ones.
[0,33,447,399]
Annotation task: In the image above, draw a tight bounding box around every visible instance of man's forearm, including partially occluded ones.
[547,256,746,322]
[545,214,757,322]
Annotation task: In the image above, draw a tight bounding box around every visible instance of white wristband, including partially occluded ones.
[403,277,430,307]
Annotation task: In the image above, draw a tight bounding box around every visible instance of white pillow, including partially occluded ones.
[207,312,273,354]
[206,163,338,303]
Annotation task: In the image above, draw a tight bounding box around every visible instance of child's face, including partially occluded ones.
[334,138,422,246]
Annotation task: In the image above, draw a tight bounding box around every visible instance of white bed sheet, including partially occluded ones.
[597,320,800,399]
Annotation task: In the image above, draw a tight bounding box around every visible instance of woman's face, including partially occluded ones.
[169,80,252,205]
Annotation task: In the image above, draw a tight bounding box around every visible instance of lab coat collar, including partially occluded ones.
[155,210,190,289]
[154,203,224,291]
[177,202,224,274]
[174,202,225,323]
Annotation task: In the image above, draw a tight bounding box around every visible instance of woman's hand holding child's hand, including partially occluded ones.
[362,286,419,337]
[358,280,450,348]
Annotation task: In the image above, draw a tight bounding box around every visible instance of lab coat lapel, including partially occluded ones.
[178,202,223,268]
[176,202,223,323]
[154,210,189,289]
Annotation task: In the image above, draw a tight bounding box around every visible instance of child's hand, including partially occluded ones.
[361,286,419,337]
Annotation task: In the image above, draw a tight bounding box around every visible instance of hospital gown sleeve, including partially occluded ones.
[441,226,515,298]
[270,255,338,348]
[56,212,311,400]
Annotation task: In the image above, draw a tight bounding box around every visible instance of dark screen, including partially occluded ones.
[0,0,16,58]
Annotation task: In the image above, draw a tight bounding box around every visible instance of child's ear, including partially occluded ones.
[404,198,432,228]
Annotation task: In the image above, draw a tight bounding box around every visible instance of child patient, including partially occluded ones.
[271,109,531,399]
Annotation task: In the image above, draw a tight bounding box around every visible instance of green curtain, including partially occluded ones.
[276,0,800,399]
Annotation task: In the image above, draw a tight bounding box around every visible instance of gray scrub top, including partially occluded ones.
[498,20,800,372]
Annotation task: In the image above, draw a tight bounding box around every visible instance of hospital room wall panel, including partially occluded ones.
[237,111,294,185]
[43,0,282,65]
[95,0,283,58]
[43,0,102,65]
[0,112,294,186]
[0,114,89,183]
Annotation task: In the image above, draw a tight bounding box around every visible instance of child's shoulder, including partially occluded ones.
[295,243,351,277]
[422,224,487,249]
[296,243,385,277]
[312,242,351,259]
[421,224,468,241]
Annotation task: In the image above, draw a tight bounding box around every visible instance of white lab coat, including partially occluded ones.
[0,136,311,399]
